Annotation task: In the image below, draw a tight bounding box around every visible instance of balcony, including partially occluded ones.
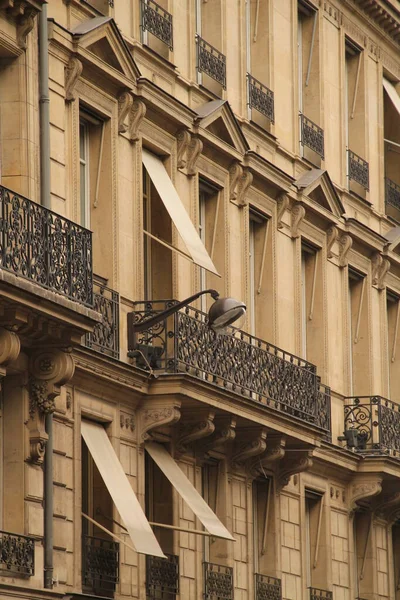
[196,36,226,89]
[255,574,282,600]
[0,185,92,306]
[141,0,173,50]
[344,395,400,457]
[85,278,119,359]
[146,554,179,600]
[300,114,324,158]
[248,74,275,123]
[204,562,233,600]
[82,535,119,596]
[385,177,400,214]
[310,589,333,600]
[128,301,331,434]
[0,530,34,577]
[348,150,369,190]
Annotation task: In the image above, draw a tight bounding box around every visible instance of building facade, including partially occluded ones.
[0,0,400,599]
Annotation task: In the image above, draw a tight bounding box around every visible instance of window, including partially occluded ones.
[249,210,271,340]
[345,39,368,196]
[195,0,225,94]
[301,244,323,367]
[348,269,370,395]
[298,0,323,164]
[79,121,90,229]
[145,453,174,555]
[141,0,173,60]
[392,521,400,600]
[386,291,400,402]
[383,77,400,219]
[253,479,277,578]
[305,490,326,590]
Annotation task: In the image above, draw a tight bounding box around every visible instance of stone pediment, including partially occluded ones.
[71,17,140,83]
[294,169,345,219]
[194,100,249,154]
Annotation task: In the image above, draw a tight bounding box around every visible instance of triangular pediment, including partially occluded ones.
[294,169,345,218]
[194,100,249,154]
[72,17,140,81]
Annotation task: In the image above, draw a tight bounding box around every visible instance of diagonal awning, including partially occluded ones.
[81,420,165,558]
[383,77,400,117]
[142,149,219,276]
[145,442,235,541]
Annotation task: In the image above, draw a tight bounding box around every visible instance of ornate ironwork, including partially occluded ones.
[0,530,34,576]
[386,177,400,212]
[0,185,93,306]
[85,278,119,359]
[248,74,275,123]
[141,0,173,50]
[255,574,282,600]
[204,562,233,600]
[82,535,119,590]
[348,150,369,190]
[344,396,400,457]
[146,554,179,599]
[316,382,332,442]
[129,301,331,432]
[300,114,324,158]
[196,36,226,88]
[310,589,333,600]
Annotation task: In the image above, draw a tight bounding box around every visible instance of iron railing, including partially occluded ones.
[310,589,333,600]
[128,301,331,433]
[0,185,92,306]
[300,114,324,158]
[0,530,34,576]
[317,382,332,441]
[385,177,400,212]
[348,150,369,190]
[204,562,233,600]
[85,279,119,359]
[141,0,173,50]
[344,396,400,457]
[255,574,282,600]
[82,535,119,591]
[196,36,226,88]
[248,74,275,123]
[146,554,179,599]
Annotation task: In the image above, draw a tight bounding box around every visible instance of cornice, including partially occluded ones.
[136,77,196,129]
[345,217,388,251]
[245,150,293,194]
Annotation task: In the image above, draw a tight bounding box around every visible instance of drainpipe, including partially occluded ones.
[39,1,53,589]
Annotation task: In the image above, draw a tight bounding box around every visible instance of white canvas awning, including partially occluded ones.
[384,77,400,118]
[145,442,234,541]
[81,420,165,558]
[142,149,219,276]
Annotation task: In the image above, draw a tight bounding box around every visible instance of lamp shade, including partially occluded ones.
[208,297,247,333]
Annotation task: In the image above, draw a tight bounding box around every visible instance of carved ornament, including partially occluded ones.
[249,435,286,478]
[186,137,203,176]
[371,252,383,286]
[326,226,339,259]
[232,429,267,469]
[139,403,181,443]
[229,162,243,202]
[204,416,237,453]
[176,129,191,169]
[277,449,314,490]
[17,8,36,49]
[277,193,290,229]
[120,412,135,432]
[118,91,133,134]
[291,204,306,238]
[236,169,253,207]
[338,233,353,267]
[65,56,83,102]
[0,327,20,380]
[129,99,146,142]
[177,411,215,454]
[348,478,382,512]
[229,162,252,206]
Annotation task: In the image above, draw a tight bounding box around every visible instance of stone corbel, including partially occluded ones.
[277,193,290,229]
[203,416,237,454]
[372,252,390,290]
[348,477,382,512]
[0,327,20,382]
[326,225,339,259]
[65,56,83,102]
[236,169,253,207]
[186,136,203,176]
[232,429,267,470]
[176,410,215,454]
[374,491,400,522]
[339,233,353,267]
[138,401,181,443]
[176,129,191,170]
[129,99,147,142]
[291,204,306,238]
[27,349,75,465]
[249,434,286,478]
[118,91,134,134]
[229,162,243,203]
[277,449,314,491]
[17,8,36,49]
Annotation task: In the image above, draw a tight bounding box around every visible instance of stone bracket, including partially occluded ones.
[176,129,203,176]
[129,99,146,142]
[291,204,306,238]
[118,91,134,134]
[176,410,215,455]
[348,476,383,512]
[249,434,286,478]
[65,56,83,102]
[137,400,181,444]
[277,449,314,491]
[232,428,267,470]
[229,162,253,207]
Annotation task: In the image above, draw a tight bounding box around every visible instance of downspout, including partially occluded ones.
[39,1,53,590]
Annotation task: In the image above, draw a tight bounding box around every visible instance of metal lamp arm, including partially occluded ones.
[131,289,219,333]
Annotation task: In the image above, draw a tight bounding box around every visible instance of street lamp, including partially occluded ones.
[130,289,246,334]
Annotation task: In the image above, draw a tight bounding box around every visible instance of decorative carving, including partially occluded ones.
[17,8,35,50]
[186,137,203,176]
[228,163,253,206]
[372,252,383,286]
[120,413,135,432]
[204,417,237,453]
[349,478,382,511]
[326,226,339,259]
[177,411,215,454]
[229,162,243,202]
[65,56,83,102]
[0,327,20,380]
[291,204,306,238]
[129,99,147,142]
[232,429,267,469]
[374,491,400,521]
[249,435,286,478]
[236,169,253,207]
[277,193,290,229]
[339,233,352,267]
[118,91,133,134]
[377,258,390,290]
[139,404,181,442]
[176,129,191,169]
[66,391,72,410]
[277,450,314,490]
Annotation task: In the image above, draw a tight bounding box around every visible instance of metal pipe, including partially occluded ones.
[44,412,53,589]
[39,4,51,209]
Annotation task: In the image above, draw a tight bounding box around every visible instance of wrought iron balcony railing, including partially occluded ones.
[0,185,92,306]
[255,574,282,600]
[204,562,233,600]
[344,395,400,457]
[141,0,173,50]
[146,554,179,599]
[310,589,333,600]
[248,74,275,123]
[85,278,119,359]
[348,150,369,190]
[196,36,226,88]
[317,382,332,441]
[128,301,331,433]
[385,177,400,212]
[82,535,119,592]
[300,114,324,158]
[0,530,34,576]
